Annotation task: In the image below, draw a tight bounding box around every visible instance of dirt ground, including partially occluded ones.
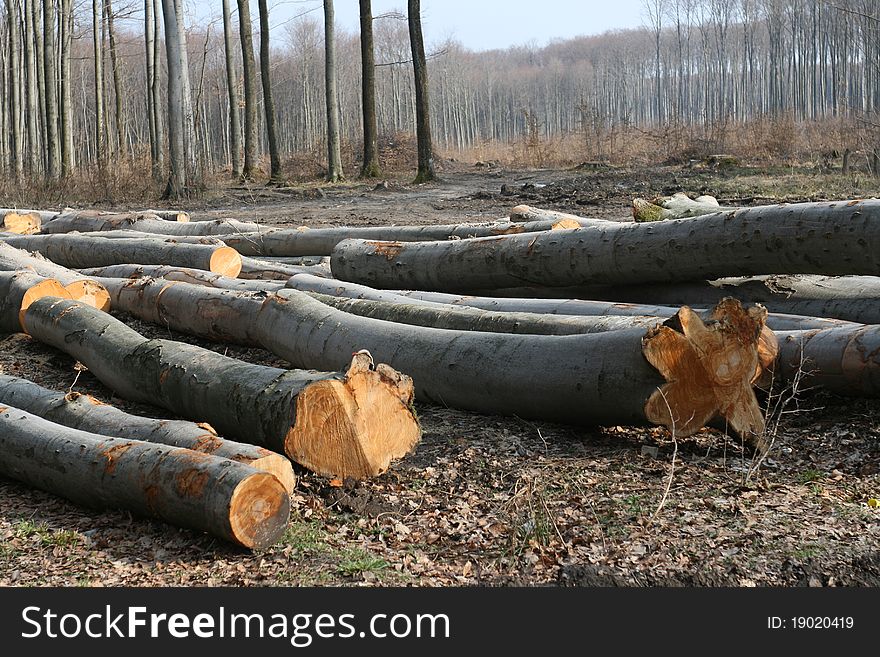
[1,160,878,587]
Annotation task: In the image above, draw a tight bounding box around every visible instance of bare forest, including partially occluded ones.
[0,1,879,589]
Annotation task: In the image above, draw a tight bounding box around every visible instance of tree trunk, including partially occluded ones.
[42,211,261,235]
[0,234,242,276]
[135,209,190,222]
[221,0,242,178]
[60,0,74,175]
[0,271,70,334]
[100,278,770,447]
[161,0,186,197]
[0,404,290,549]
[323,0,344,182]
[237,0,259,180]
[238,256,330,280]
[359,0,380,178]
[330,200,880,291]
[0,375,294,493]
[408,0,435,183]
[509,205,614,224]
[92,0,106,169]
[560,274,880,325]
[775,324,880,397]
[0,242,111,310]
[7,0,24,178]
[24,0,40,175]
[104,0,125,157]
[43,0,61,178]
[257,0,282,183]
[81,265,279,294]
[24,296,421,478]
[150,0,165,175]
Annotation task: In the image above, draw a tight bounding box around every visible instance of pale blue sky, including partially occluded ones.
[192,1,647,51]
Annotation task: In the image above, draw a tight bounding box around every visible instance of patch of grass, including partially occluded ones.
[12,519,80,548]
[622,494,644,517]
[793,547,820,559]
[797,469,825,484]
[280,520,331,557]
[335,549,389,578]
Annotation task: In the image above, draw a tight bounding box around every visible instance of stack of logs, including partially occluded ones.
[1,196,878,548]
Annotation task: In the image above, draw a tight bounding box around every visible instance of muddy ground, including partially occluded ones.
[1,160,878,586]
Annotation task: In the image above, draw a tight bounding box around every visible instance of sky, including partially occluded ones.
[220,0,647,52]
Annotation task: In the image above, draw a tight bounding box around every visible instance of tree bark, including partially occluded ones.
[359,0,380,178]
[330,200,880,291]
[104,0,125,158]
[81,264,278,294]
[100,278,770,446]
[60,0,74,175]
[236,0,259,180]
[559,274,880,325]
[161,0,186,198]
[323,0,343,182]
[0,404,290,549]
[92,0,106,169]
[221,0,242,178]
[0,242,110,310]
[238,256,330,280]
[257,0,282,183]
[24,296,420,478]
[43,0,61,179]
[408,0,435,182]
[0,271,70,334]
[0,375,295,493]
[42,211,261,235]
[774,324,880,398]
[0,234,242,277]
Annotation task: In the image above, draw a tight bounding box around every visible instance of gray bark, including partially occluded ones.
[257,0,282,182]
[359,0,380,178]
[43,0,60,178]
[81,265,279,294]
[161,0,186,197]
[323,0,343,181]
[221,0,242,178]
[0,375,295,493]
[330,200,880,291]
[24,296,420,478]
[0,404,290,549]
[0,234,241,276]
[236,0,259,180]
[408,0,434,182]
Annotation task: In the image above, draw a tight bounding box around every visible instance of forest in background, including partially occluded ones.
[0,0,878,200]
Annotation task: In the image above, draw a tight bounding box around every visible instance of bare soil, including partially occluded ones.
[1,161,878,587]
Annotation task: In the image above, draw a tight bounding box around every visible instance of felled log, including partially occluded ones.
[286,272,436,305]
[216,218,596,257]
[508,204,612,224]
[2,211,42,234]
[0,375,295,493]
[0,271,71,333]
[633,193,736,222]
[102,277,771,445]
[311,293,659,335]
[0,233,242,277]
[83,265,280,293]
[389,288,849,332]
[79,230,227,246]
[23,297,420,479]
[239,255,331,280]
[774,324,880,397]
[330,200,880,291]
[0,405,289,549]
[0,242,110,310]
[563,275,880,326]
[42,212,254,235]
[136,209,191,222]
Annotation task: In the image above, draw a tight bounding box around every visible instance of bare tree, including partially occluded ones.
[257,0,283,183]
[104,0,125,158]
[92,0,106,169]
[359,0,380,178]
[221,0,242,178]
[161,0,186,198]
[43,0,60,178]
[237,0,259,180]
[408,0,435,182]
[324,0,344,182]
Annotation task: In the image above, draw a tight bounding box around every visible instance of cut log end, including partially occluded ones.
[210,247,243,278]
[642,298,770,451]
[247,451,297,494]
[19,279,72,332]
[64,280,112,312]
[284,353,420,479]
[3,212,42,234]
[551,219,582,230]
[228,472,291,549]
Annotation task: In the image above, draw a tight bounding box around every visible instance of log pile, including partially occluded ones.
[3,199,879,547]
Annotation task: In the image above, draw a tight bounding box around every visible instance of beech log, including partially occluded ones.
[0,242,110,310]
[0,405,289,549]
[239,255,331,280]
[330,200,880,291]
[508,204,614,224]
[79,264,279,293]
[0,375,295,492]
[1,208,60,222]
[23,297,420,479]
[42,212,254,235]
[0,271,71,333]
[774,325,880,397]
[0,233,242,277]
